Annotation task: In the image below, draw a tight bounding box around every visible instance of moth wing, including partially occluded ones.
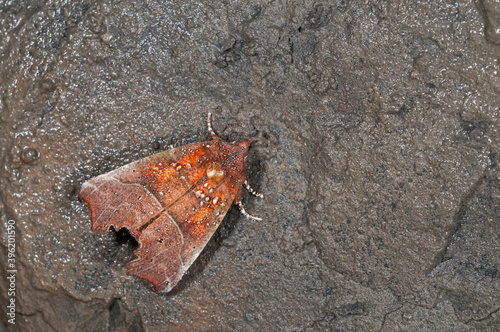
[78,142,206,238]
[127,175,243,293]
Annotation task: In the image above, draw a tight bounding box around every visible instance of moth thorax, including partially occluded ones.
[206,161,225,181]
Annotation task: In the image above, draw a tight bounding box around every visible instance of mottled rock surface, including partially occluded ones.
[0,0,498,331]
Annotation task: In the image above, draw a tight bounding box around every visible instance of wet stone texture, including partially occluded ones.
[0,0,499,331]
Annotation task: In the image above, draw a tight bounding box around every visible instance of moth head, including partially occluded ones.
[234,137,254,161]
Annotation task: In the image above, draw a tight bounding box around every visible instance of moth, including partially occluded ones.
[79,113,262,293]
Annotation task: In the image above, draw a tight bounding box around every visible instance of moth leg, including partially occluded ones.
[244,180,264,198]
[207,113,222,140]
[236,201,262,221]
[236,185,261,221]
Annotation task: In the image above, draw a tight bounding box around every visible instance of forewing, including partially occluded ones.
[80,137,250,293]
[78,142,208,238]
[127,174,243,293]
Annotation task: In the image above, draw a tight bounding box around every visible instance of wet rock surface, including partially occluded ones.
[0,0,499,331]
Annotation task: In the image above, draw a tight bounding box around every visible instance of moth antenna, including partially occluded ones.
[237,201,262,221]
[207,113,221,140]
[244,180,264,198]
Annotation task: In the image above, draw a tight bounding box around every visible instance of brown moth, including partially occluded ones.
[78,113,262,293]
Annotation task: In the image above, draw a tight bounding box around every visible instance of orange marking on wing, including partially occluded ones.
[170,198,211,233]
[149,166,176,186]
[179,146,206,167]
[183,205,212,241]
